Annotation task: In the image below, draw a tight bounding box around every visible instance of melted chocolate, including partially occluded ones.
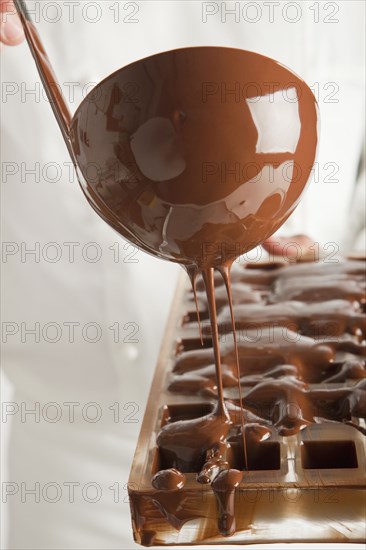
[151,469,186,491]
[68,47,318,269]
[21,8,362,542]
[211,469,243,536]
[67,48,317,535]
[157,407,230,473]
[143,259,366,544]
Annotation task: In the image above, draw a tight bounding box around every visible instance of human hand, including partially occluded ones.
[262,234,318,262]
[0,0,24,46]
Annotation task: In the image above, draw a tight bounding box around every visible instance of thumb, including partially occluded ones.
[0,1,24,46]
[262,235,316,260]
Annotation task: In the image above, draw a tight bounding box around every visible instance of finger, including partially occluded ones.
[0,0,15,12]
[0,1,24,46]
[262,235,315,260]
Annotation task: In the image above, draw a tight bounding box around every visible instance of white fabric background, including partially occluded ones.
[1,1,365,549]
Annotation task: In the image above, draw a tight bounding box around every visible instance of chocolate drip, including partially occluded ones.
[159,261,249,530]
[217,265,248,471]
[185,266,204,346]
[151,469,186,491]
[157,406,231,473]
[200,268,229,420]
[211,469,243,536]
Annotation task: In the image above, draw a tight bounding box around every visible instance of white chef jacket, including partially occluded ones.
[1,2,365,549]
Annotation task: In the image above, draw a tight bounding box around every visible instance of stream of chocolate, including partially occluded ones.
[185,264,249,476]
[156,261,251,535]
[153,258,365,542]
[14,1,366,540]
[17,21,322,537]
[67,47,319,537]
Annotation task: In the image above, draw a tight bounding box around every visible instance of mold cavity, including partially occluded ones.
[176,338,212,354]
[154,446,206,474]
[229,441,281,471]
[182,310,209,324]
[155,404,216,473]
[301,440,358,469]
[162,403,214,425]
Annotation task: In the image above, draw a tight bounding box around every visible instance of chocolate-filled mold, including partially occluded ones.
[129,257,366,546]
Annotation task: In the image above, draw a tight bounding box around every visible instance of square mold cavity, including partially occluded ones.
[160,403,214,426]
[301,440,358,469]
[228,440,281,471]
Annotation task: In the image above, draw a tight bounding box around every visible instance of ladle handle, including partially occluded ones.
[13,0,73,151]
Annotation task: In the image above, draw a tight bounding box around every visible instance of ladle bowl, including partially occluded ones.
[15,1,318,269]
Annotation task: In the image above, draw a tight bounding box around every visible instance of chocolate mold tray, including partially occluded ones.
[129,258,366,546]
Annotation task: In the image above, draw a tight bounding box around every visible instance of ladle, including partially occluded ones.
[13,0,318,269]
[14,0,319,474]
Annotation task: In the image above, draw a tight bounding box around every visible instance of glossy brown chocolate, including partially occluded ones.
[70,47,318,268]
[151,469,186,491]
[211,469,243,536]
[129,259,366,545]
[17,2,319,267]
[66,43,321,502]
[20,10,354,543]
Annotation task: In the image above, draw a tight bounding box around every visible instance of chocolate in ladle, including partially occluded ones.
[14,0,318,538]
